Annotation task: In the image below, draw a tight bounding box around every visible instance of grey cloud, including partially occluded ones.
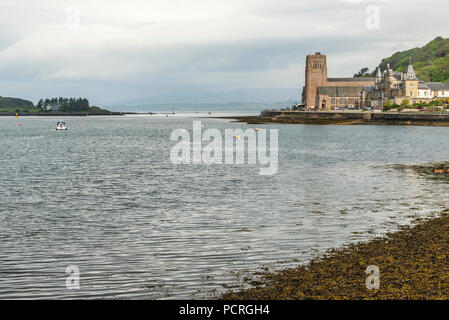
[0,0,448,106]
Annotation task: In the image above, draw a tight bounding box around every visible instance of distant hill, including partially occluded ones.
[371,36,449,83]
[0,97,34,110]
[113,87,301,107]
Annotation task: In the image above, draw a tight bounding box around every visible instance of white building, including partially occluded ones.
[417,82,432,99]
[427,82,449,99]
[45,103,61,112]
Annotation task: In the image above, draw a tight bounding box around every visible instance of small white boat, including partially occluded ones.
[56,121,67,131]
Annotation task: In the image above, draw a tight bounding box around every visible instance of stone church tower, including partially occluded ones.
[304,53,328,109]
[302,52,376,110]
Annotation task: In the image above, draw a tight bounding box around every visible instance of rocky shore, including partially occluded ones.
[222,162,449,300]
[220,111,449,126]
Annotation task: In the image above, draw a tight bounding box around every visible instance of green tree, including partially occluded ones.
[401,99,411,108]
[354,67,370,78]
[36,99,44,109]
[383,100,393,111]
[39,96,91,112]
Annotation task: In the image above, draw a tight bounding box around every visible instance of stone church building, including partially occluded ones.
[302,52,375,110]
[302,52,449,110]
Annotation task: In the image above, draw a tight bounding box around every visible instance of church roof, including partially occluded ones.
[318,86,364,97]
[405,64,418,80]
[327,77,376,82]
[393,72,403,80]
[376,69,382,78]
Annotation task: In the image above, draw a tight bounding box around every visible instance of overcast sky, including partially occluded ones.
[0,0,448,106]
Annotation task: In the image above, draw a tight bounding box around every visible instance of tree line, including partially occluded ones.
[353,67,371,78]
[36,97,90,112]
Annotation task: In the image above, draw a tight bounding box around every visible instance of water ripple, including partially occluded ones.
[1,116,449,299]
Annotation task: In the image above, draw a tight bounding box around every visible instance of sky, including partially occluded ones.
[0,0,448,107]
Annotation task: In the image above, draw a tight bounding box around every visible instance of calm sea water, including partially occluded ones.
[1,114,449,299]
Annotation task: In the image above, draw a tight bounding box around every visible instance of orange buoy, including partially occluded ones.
[435,169,445,174]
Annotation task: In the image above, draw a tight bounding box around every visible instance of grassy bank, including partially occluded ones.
[222,163,449,300]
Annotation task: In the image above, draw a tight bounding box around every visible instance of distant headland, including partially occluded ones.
[0,96,123,116]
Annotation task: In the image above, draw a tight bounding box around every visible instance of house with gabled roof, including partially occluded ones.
[361,60,449,108]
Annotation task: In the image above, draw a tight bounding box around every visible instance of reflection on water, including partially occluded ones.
[1,115,449,299]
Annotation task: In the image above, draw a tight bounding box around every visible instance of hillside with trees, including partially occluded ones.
[369,36,449,82]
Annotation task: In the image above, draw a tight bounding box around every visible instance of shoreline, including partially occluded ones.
[224,117,449,127]
[0,112,128,117]
[221,162,449,300]
[218,111,449,126]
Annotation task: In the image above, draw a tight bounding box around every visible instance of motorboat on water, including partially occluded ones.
[56,121,67,130]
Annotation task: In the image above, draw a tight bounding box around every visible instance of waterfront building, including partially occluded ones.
[302,52,375,110]
[361,62,449,107]
[361,62,419,107]
[303,52,449,110]
[426,82,449,99]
